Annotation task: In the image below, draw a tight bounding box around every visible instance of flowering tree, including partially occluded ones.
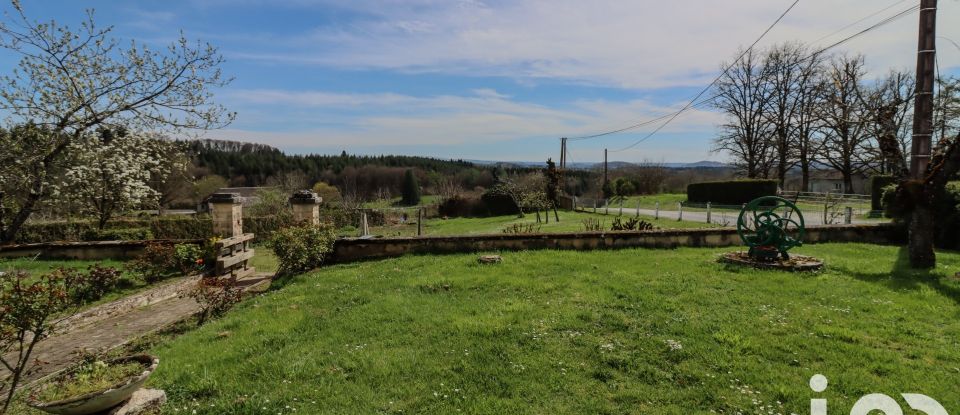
[0,2,233,243]
[60,129,185,229]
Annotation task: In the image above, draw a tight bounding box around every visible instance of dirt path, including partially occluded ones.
[1,273,272,390]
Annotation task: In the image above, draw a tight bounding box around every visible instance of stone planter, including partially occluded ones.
[27,355,159,415]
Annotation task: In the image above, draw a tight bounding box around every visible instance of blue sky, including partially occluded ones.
[3,0,959,162]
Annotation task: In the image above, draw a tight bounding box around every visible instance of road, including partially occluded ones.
[590,206,878,226]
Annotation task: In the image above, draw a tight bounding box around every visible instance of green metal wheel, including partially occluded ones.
[736,196,805,260]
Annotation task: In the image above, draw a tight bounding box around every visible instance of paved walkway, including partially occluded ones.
[1,273,272,390]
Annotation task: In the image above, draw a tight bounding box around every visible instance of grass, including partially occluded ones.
[619,193,688,209]
[32,360,145,403]
[141,243,960,414]
[369,210,718,237]
[362,195,441,209]
[248,245,279,274]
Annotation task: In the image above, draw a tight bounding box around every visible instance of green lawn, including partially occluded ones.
[369,210,717,237]
[362,195,441,209]
[145,243,960,414]
[619,193,688,209]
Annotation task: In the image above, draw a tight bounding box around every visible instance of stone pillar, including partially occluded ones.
[289,190,322,225]
[209,193,243,237]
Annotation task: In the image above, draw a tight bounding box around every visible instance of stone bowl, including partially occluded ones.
[26,355,159,415]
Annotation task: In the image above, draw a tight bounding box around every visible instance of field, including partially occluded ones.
[146,243,960,414]
[368,209,719,237]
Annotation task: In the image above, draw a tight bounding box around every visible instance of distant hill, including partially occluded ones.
[466,159,730,170]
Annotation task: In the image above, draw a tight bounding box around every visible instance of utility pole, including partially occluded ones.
[603,148,608,184]
[559,137,567,169]
[910,0,937,178]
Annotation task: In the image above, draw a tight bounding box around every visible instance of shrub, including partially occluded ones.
[173,243,206,275]
[126,243,179,283]
[186,276,243,326]
[480,192,520,216]
[82,227,153,241]
[611,216,654,231]
[502,223,540,234]
[883,180,960,249]
[270,223,337,274]
[0,270,76,412]
[870,175,897,211]
[438,196,488,218]
[68,265,122,303]
[581,218,603,232]
[686,180,778,205]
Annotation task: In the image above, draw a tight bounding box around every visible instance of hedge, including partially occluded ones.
[686,179,778,205]
[870,175,897,211]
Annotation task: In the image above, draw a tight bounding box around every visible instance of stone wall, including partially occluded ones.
[0,239,204,260]
[331,223,903,263]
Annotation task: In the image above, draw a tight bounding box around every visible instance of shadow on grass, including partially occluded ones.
[832,246,960,306]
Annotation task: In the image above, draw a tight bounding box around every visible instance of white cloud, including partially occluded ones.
[213,88,723,158]
[221,0,960,88]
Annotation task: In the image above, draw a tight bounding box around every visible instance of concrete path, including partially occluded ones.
[1,273,272,390]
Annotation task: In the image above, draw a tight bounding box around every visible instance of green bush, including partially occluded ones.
[270,223,337,275]
[173,243,205,275]
[83,227,154,241]
[870,175,897,211]
[125,243,179,283]
[883,180,960,249]
[66,264,122,303]
[686,180,778,205]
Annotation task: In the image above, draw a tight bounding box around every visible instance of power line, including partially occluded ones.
[565,0,919,148]
[567,0,798,143]
[609,2,919,153]
[608,0,800,152]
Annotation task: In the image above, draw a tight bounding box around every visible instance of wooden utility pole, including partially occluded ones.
[910,0,937,178]
[603,148,608,184]
[907,0,938,268]
[559,137,567,169]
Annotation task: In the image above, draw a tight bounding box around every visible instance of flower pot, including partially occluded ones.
[27,354,159,415]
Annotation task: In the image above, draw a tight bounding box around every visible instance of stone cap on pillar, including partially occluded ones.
[289,190,322,205]
[209,192,243,204]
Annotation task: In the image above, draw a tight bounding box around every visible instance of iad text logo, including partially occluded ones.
[810,374,948,415]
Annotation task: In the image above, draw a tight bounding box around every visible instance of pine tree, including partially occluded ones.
[401,169,421,206]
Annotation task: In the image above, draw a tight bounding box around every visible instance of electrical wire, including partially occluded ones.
[609,2,919,153]
[564,0,920,149]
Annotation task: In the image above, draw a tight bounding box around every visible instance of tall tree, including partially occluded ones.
[860,70,915,176]
[762,43,805,188]
[815,54,872,194]
[0,4,233,243]
[401,169,421,206]
[713,48,775,178]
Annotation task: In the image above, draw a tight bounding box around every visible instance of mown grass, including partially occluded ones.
[144,243,960,414]
[362,195,441,209]
[369,210,716,237]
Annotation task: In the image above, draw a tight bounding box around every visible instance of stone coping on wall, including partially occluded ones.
[331,223,903,264]
[0,239,204,260]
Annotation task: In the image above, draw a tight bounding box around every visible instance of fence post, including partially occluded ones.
[706,202,711,224]
[573,196,578,211]
[605,200,609,215]
[417,208,423,235]
[593,199,597,213]
[289,190,322,225]
[678,202,683,221]
[823,203,828,225]
[636,199,641,217]
[619,199,623,216]
[655,201,660,220]
[844,206,852,224]
[361,212,369,236]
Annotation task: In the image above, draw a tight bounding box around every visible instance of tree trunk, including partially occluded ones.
[909,202,936,268]
[843,174,854,194]
[800,164,810,192]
